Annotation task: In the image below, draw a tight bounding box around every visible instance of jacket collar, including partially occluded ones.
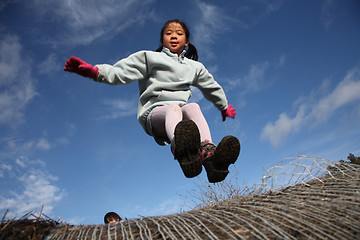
[162,47,186,63]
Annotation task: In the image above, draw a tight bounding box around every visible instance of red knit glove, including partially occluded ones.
[221,104,236,121]
[64,56,98,79]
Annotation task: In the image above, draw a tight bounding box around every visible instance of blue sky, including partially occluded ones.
[0,0,359,224]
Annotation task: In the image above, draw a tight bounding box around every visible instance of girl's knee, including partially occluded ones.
[181,103,205,120]
[183,102,200,111]
[167,104,182,115]
[171,104,182,110]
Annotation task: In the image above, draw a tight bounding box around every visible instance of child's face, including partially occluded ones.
[107,218,118,223]
[162,22,189,56]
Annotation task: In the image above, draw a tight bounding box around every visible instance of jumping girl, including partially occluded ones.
[64,19,240,183]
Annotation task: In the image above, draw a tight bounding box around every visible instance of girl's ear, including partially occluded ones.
[185,40,189,47]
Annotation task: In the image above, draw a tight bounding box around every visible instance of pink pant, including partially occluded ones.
[150,103,212,143]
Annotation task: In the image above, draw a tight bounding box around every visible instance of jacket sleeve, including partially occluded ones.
[95,51,148,85]
[193,63,228,111]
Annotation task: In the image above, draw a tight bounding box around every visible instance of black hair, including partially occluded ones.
[155,19,198,61]
[104,212,122,224]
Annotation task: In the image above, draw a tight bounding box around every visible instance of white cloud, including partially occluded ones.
[261,106,306,148]
[310,69,360,123]
[0,163,12,178]
[26,0,155,46]
[35,138,51,150]
[55,137,69,146]
[15,157,26,168]
[65,122,77,137]
[0,34,37,126]
[133,197,184,217]
[9,138,52,152]
[190,86,205,103]
[0,168,65,218]
[99,98,138,120]
[0,34,22,83]
[37,53,60,75]
[277,54,286,68]
[0,163,12,171]
[261,66,360,147]
[193,1,232,42]
[234,0,283,28]
[0,136,64,219]
[225,61,270,94]
[192,1,240,59]
[320,0,335,30]
[67,216,86,225]
[243,62,270,92]
[191,0,283,60]
[0,81,36,125]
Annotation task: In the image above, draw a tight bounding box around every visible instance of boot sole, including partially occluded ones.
[204,136,240,183]
[174,120,202,178]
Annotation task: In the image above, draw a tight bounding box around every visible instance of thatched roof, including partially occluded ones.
[0,211,59,240]
[2,156,360,239]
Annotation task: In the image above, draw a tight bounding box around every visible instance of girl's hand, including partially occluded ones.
[64,56,98,79]
[221,104,236,121]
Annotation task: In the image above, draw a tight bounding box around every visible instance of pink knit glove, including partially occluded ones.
[64,56,98,79]
[221,104,236,121]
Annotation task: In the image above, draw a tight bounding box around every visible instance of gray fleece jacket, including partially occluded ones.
[95,47,228,134]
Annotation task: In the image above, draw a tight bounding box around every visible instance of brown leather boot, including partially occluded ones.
[173,120,202,178]
[203,136,240,183]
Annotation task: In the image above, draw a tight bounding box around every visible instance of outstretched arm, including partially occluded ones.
[193,63,236,121]
[64,56,99,80]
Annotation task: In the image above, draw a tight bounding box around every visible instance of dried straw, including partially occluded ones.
[2,156,360,240]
